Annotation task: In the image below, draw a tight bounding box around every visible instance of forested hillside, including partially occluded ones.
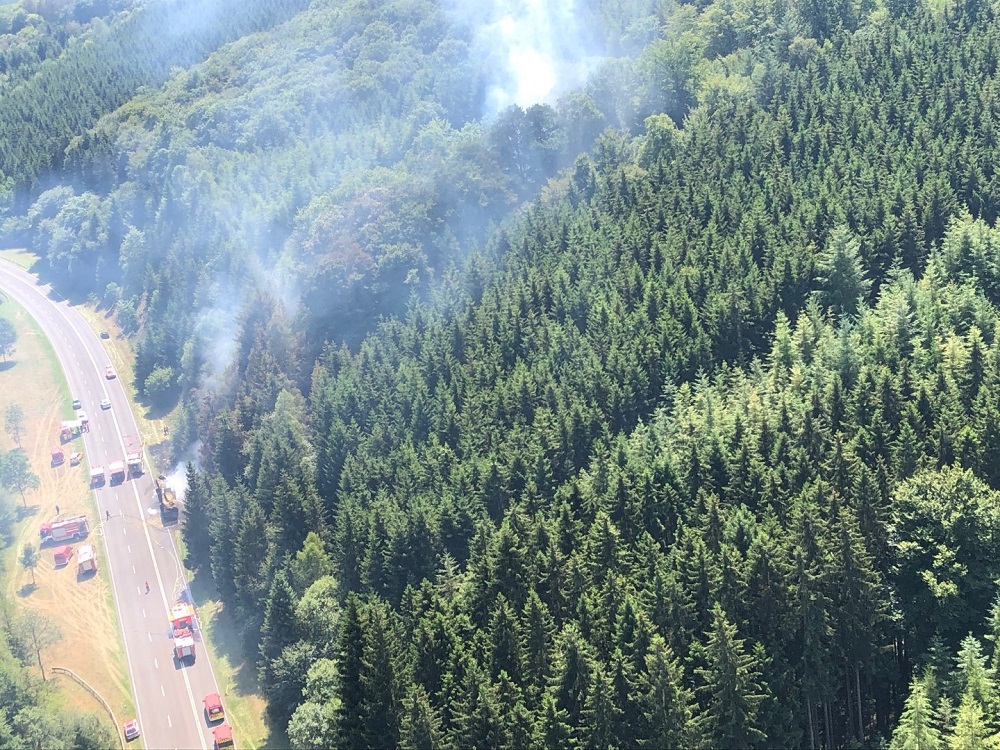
[7,0,661,448]
[183,1,1000,746]
[6,0,1000,746]
[0,0,314,194]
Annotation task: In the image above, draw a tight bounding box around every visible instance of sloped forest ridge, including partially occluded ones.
[4,0,1000,746]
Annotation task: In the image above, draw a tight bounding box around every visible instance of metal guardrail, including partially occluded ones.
[51,666,125,750]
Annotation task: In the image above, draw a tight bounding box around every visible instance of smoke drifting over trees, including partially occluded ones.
[445,0,614,115]
[9,0,1000,746]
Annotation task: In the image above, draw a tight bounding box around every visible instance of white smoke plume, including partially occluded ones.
[447,0,606,116]
[163,441,203,504]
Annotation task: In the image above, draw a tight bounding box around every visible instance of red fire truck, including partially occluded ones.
[39,515,90,545]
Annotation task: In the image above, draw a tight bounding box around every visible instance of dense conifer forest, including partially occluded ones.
[5,0,1000,746]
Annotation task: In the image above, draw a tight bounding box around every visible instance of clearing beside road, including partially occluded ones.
[0,292,133,731]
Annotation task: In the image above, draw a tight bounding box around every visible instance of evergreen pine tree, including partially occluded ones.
[639,634,694,749]
[890,672,943,750]
[454,658,502,749]
[181,462,212,567]
[817,225,870,318]
[496,670,535,749]
[581,664,623,750]
[491,594,524,682]
[536,692,572,749]
[948,690,996,750]
[694,604,767,749]
[400,683,443,750]
[258,569,299,683]
[552,623,596,733]
[361,602,402,749]
[953,636,999,721]
[522,590,556,700]
[334,595,366,750]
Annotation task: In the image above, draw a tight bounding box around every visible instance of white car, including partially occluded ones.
[100,398,111,410]
[123,719,140,741]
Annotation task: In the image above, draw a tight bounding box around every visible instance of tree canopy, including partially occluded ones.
[5,0,1000,745]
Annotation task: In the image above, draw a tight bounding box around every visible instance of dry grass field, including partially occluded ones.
[0,294,132,735]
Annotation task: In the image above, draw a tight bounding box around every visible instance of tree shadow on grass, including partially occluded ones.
[189,569,257,695]
[141,395,179,422]
[187,568,290,749]
[16,504,39,521]
[146,441,172,475]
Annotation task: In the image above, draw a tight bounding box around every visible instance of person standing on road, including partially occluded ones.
[145,581,150,594]
[106,509,110,521]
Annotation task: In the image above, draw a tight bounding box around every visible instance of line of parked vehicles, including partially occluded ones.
[41,373,234,748]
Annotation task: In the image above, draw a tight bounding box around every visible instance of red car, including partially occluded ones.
[204,692,225,722]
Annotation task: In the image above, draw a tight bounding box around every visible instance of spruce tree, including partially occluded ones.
[582,664,623,750]
[491,595,523,682]
[361,602,402,749]
[522,590,555,700]
[400,683,443,750]
[890,672,943,750]
[694,604,767,749]
[948,690,995,750]
[552,623,596,733]
[181,462,211,567]
[334,596,366,750]
[258,569,298,680]
[496,670,534,749]
[454,659,502,749]
[535,692,572,749]
[953,636,999,726]
[817,225,870,319]
[639,635,694,749]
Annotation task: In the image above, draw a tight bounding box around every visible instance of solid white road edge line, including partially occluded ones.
[1,261,217,750]
[41,277,210,750]
[0,264,151,744]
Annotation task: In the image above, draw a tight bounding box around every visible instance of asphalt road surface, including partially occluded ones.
[0,260,225,750]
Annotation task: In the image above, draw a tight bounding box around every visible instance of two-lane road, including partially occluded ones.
[0,260,224,750]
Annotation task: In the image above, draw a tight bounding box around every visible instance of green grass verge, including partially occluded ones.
[0,248,38,271]
[187,561,287,750]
